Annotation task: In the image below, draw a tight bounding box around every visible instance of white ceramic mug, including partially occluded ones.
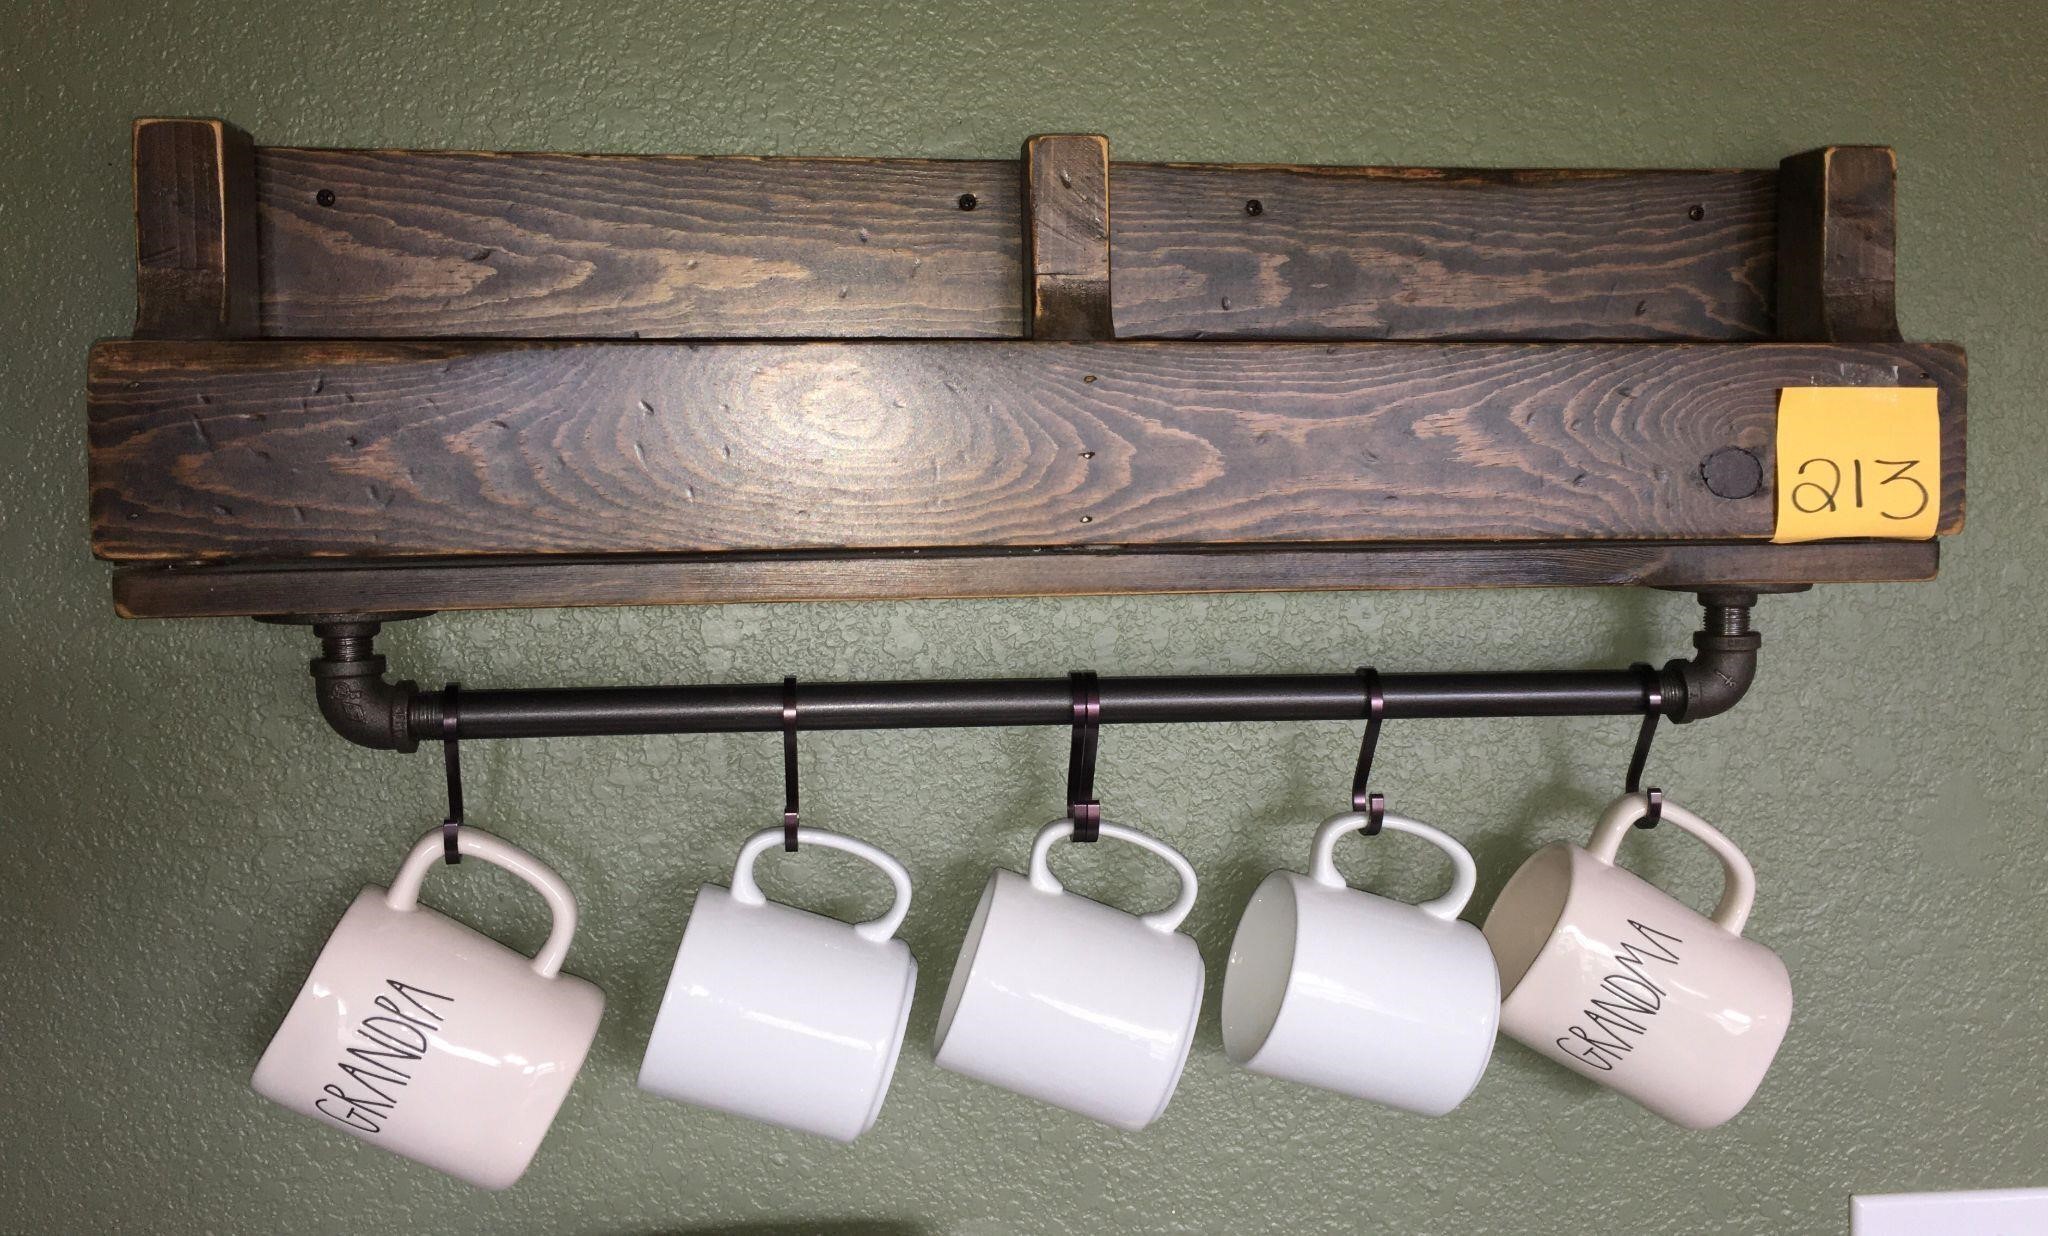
[251,827,605,1190]
[1482,792,1793,1129]
[933,818,1203,1131]
[1222,810,1499,1115]
[637,826,916,1143]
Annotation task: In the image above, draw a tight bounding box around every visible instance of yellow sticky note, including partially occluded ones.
[1773,387,1941,543]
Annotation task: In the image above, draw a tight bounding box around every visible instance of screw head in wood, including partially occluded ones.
[1245,198,1263,216]
[1700,446,1763,499]
[957,193,978,211]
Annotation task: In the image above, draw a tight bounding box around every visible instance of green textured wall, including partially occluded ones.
[4,2,2044,1232]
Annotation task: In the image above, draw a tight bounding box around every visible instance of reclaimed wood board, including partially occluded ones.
[252,148,1778,342]
[255,148,1028,339]
[109,542,1933,619]
[88,339,1963,562]
[1109,164,1776,341]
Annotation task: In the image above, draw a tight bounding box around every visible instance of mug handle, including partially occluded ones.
[1029,818,1199,934]
[385,827,579,979]
[1587,792,1756,936]
[731,826,913,945]
[1310,811,1478,922]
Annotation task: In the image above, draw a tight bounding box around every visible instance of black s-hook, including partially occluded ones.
[782,676,801,851]
[1626,663,1665,830]
[440,682,463,864]
[1068,671,1102,842]
[1351,667,1386,835]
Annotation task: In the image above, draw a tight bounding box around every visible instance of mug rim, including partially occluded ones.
[932,869,1007,1056]
[1221,868,1304,1065]
[856,955,919,1136]
[1142,954,1205,1128]
[1486,841,1580,1005]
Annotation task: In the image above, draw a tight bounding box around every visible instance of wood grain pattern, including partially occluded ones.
[134,118,258,338]
[87,339,1964,562]
[255,148,1026,338]
[1776,146,1901,341]
[1024,135,1113,339]
[108,542,1936,619]
[250,145,1782,342]
[1110,163,1779,340]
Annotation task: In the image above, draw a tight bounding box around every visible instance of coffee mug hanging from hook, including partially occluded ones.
[440,682,463,864]
[1067,671,1102,842]
[1350,667,1387,835]
[1626,662,1665,830]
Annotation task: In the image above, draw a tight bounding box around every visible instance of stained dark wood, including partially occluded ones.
[109,542,1936,619]
[1110,163,1778,340]
[88,339,1964,563]
[102,126,1962,618]
[133,118,258,338]
[255,148,1026,338]
[1024,135,1113,339]
[1776,147,1901,342]
[249,145,1781,342]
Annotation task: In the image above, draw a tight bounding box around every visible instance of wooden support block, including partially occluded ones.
[1023,135,1114,339]
[132,118,259,338]
[86,339,1964,563]
[1776,147,1902,342]
[107,542,1936,619]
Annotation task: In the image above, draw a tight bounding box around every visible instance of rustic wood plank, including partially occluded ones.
[1776,146,1901,341]
[88,340,1964,562]
[108,542,1935,619]
[1024,135,1113,339]
[1110,164,1778,340]
[255,148,1025,338]
[134,118,259,338]
[250,145,1779,342]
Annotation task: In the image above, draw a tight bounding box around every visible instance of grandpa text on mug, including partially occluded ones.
[251,828,605,1190]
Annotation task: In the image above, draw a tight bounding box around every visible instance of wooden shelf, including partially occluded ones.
[95,120,1962,619]
[110,544,1933,620]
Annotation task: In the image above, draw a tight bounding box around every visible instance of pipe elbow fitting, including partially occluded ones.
[1665,627,1761,723]
[310,644,418,751]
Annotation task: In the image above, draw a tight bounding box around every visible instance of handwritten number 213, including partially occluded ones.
[1790,457,1929,521]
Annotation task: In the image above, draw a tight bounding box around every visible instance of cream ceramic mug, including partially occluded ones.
[251,827,605,1189]
[1482,793,1792,1129]
[1222,810,1499,1115]
[637,825,917,1143]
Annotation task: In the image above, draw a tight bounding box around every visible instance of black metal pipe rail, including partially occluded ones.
[435,670,1656,738]
[296,590,1765,752]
